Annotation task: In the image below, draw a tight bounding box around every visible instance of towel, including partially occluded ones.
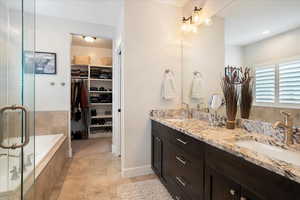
[162,72,177,100]
[191,73,202,99]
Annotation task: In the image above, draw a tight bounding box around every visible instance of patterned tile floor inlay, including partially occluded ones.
[49,138,158,200]
[117,179,172,200]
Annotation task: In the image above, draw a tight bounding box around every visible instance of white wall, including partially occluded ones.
[71,45,112,65]
[225,45,243,66]
[35,15,115,111]
[182,16,225,105]
[122,0,182,177]
[243,27,300,66]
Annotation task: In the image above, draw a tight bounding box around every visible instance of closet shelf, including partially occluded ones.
[90,103,112,106]
[72,77,88,80]
[91,115,112,119]
[89,131,112,139]
[90,65,112,69]
[89,91,112,93]
[90,78,112,81]
[89,124,112,128]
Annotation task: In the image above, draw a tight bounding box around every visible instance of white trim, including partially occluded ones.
[253,103,300,109]
[112,144,120,156]
[121,165,154,178]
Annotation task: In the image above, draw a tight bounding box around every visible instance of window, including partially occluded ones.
[255,59,300,107]
[279,60,300,104]
[255,65,275,103]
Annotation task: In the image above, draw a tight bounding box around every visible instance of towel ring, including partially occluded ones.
[194,71,201,76]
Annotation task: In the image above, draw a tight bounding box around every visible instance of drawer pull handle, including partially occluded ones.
[175,196,181,200]
[176,138,188,145]
[240,197,247,200]
[155,137,161,142]
[176,156,186,165]
[176,176,186,187]
[230,189,236,196]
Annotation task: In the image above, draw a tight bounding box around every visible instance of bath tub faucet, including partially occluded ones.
[273,111,294,146]
[10,166,19,181]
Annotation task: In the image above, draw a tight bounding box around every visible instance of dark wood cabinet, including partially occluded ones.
[152,132,163,176]
[151,120,300,200]
[241,188,265,200]
[205,166,240,200]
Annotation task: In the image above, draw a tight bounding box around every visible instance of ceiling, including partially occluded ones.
[218,0,300,46]
[36,0,123,27]
[71,35,113,49]
[155,0,190,7]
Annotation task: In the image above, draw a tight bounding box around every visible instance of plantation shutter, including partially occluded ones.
[279,60,300,104]
[255,66,275,103]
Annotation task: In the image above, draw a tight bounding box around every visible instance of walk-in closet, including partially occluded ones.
[70,35,113,142]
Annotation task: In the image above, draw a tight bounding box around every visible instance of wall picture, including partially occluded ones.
[35,52,57,74]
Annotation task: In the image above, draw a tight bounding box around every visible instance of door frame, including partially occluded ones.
[112,41,124,157]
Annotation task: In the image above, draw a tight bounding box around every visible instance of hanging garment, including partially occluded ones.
[162,72,177,100]
[191,73,202,99]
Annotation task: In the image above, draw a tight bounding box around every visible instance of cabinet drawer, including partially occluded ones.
[167,143,204,200]
[168,129,204,156]
[168,180,192,200]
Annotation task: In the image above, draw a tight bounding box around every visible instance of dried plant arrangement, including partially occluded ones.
[240,67,253,119]
[222,66,239,129]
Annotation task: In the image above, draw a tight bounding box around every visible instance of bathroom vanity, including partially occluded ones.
[151,118,300,200]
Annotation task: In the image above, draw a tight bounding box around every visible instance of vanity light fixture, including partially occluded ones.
[204,18,212,26]
[192,6,203,25]
[83,36,96,43]
[181,17,197,33]
[181,6,213,32]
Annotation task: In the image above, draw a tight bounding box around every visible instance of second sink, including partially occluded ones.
[236,140,300,167]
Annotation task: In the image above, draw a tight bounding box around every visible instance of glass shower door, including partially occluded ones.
[0,0,35,199]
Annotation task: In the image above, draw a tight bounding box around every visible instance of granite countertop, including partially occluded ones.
[150,116,300,184]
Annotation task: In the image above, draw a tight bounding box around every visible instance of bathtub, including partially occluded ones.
[0,134,66,200]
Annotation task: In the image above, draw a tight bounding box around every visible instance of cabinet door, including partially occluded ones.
[240,188,265,200]
[152,133,163,177]
[205,166,240,200]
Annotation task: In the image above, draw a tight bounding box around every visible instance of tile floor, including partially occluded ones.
[49,138,157,200]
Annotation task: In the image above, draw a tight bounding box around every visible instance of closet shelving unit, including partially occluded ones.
[71,64,113,139]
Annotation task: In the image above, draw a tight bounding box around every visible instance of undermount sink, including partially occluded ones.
[235,140,300,167]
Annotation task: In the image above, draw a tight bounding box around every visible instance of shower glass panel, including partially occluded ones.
[0,0,35,199]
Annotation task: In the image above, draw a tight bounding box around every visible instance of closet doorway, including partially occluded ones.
[70,34,113,155]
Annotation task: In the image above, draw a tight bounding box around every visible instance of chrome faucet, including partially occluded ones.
[273,111,294,146]
[182,102,192,119]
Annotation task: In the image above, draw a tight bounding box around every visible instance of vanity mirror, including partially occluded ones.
[182,0,300,124]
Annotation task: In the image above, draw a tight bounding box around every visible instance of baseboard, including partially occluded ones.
[112,144,119,156]
[122,165,154,178]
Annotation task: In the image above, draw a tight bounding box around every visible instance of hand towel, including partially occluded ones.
[162,72,177,100]
[191,73,202,99]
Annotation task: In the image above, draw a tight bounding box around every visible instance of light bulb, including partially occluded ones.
[181,23,189,32]
[84,36,96,43]
[192,6,202,25]
[193,15,202,25]
[204,18,212,26]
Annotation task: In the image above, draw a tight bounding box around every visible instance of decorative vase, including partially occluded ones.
[226,120,235,129]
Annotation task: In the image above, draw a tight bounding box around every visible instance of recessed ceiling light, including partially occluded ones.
[262,30,270,35]
[83,36,96,43]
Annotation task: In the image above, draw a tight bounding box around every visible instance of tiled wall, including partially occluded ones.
[4,111,69,138]
[35,111,69,136]
[250,106,300,125]
[25,139,68,200]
